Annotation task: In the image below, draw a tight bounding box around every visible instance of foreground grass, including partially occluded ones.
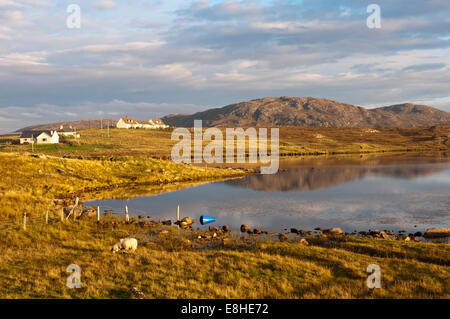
[0,220,448,299]
[2,125,449,159]
[0,153,247,219]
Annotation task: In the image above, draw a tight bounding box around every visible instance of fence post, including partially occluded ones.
[23,212,27,231]
[125,205,129,222]
[45,211,49,225]
[97,206,100,222]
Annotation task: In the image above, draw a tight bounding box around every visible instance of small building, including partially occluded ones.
[20,131,59,144]
[116,117,140,129]
[116,116,169,129]
[58,125,80,138]
[148,118,169,129]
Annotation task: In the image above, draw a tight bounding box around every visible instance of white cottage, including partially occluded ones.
[20,131,59,144]
[116,116,169,129]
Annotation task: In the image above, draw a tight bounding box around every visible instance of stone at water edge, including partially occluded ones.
[379,231,391,239]
[240,224,251,233]
[299,238,309,246]
[423,228,450,238]
[181,217,193,225]
[325,228,344,235]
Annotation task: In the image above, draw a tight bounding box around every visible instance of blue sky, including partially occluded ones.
[0,0,449,132]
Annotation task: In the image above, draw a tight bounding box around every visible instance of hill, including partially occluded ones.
[162,97,450,127]
[16,119,116,132]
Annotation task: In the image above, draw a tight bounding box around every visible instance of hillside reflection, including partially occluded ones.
[226,156,450,192]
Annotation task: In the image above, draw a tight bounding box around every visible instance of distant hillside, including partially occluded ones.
[162,97,450,127]
[16,119,116,132]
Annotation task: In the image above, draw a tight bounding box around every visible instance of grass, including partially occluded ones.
[0,125,448,299]
[2,125,449,159]
[0,220,448,299]
[0,152,248,219]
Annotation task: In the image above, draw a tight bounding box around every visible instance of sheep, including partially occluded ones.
[111,237,138,253]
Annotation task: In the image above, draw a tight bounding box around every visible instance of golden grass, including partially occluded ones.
[0,221,448,299]
[0,126,448,299]
[2,125,449,159]
[0,152,248,219]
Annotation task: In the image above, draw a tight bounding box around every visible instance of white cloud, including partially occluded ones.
[93,0,116,10]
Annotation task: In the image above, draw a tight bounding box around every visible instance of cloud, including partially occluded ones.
[93,0,116,10]
[402,63,446,72]
[0,0,448,130]
[0,100,205,133]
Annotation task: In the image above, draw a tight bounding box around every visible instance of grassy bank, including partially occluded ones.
[0,220,448,298]
[0,153,248,219]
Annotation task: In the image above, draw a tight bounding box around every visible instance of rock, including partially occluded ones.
[222,225,230,232]
[278,234,288,242]
[327,228,344,235]
[404,236,411,242]
[180,222,191,230]
[130,287,146,299]
[423,228,450,239]
[297,229,307,236]
[379,231,391,239]
[181,217,193,225]
[413,232,422,237]
[314,227,329,232]
[359,231,368,236]
[413,237,421,242]
[162,220,172,226]
[290,228,298,234]
[240,224,251,233]
[209,226,219,232]
[299,238,309,246]
[386,230,394,235]
[253,228,264,235]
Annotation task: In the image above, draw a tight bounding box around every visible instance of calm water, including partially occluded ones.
[88,156,450,233]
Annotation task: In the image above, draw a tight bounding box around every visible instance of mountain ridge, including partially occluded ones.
[162,97,450,127]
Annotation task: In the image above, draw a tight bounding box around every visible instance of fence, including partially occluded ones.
[0,202,182,232]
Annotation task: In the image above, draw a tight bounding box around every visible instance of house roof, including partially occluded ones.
[119,117,139,124]
[20,131,52,138]
[59,125,75,132]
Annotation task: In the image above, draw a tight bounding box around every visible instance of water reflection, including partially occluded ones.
[87,155,450,234]
[227,157,449,192]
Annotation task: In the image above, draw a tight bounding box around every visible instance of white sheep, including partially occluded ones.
[111,237,138,253]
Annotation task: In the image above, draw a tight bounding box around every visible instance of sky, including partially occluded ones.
[0,0,449,133]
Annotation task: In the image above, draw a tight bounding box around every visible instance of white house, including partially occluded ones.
[116,116,169,129]
[20,131,59,144]
[58,125,80,138]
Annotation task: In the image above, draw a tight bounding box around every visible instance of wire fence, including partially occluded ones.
[0,200,170,232]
